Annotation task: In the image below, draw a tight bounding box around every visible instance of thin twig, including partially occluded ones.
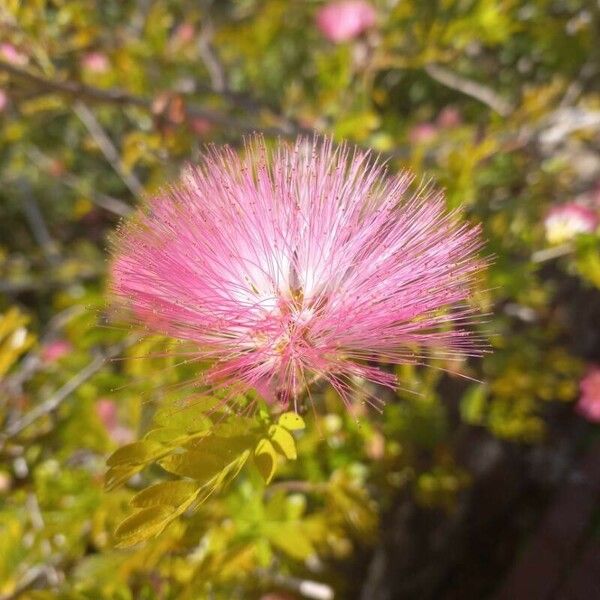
[18,179,61,266]
[197,19,227,93]
[26,145,132,217]
[257,569,334,600]
[531,243,573,263]
[537,107,600,148]
[0,59,303,137]
[425,63,513,117]
[1,337,137,442]
[1,305,84,397]
[73,101,144,198]
[0,565,57,600]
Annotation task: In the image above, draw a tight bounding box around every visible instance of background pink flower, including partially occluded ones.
[0,89,7,112]
[544,202,599,244]
[409,122,438,144]
[437,106,462,129]
[81,51,110,73]
[96,399,134,444]
[41,339,72,363]
[111,137,485,410]
[576,367,600,423]
[173,23,195,44]
[0,43,28,66]
[316,1,376,43]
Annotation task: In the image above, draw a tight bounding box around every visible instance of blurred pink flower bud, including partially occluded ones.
[409,122,438,144]
[437,106,462,129]
[41,339,72,363]
[96,398,118,429]
[96,399,134,444]
[81,52,110,73]
[0,89,7,112]
[190,116,213,136]
[0,43,28,66]
[576,367,600,423]
[544,202,599,245]
[316,1,376,43]
[173,23,195,44]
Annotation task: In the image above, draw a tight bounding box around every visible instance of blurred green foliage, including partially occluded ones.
[1,0,599,598]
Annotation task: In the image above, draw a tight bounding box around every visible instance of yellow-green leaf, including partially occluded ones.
[278,411,305,431]
[115,506,175,547]
[130,480,200,509]
[104,465,143,491]
[269,424,297,460]
[158,450,226,481]
[154,398,216,432]
[106,440,167,467]
[265,522,316,560]
[144,427,210,446]
[254,438,277,484]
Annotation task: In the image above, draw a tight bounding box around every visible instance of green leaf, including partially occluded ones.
[144,427,210,446]
[186,434,256,456]
[265,522,316,560]
[158,450,227,481]
[104,465,143,491]
[115,505,176,547]
[269,424,297,460]
[106,440,167,467]
[278,411,305,431]
[130,480,200,509]
[254,438,277,484]
[460,384,487,425]
[153,398,216,432]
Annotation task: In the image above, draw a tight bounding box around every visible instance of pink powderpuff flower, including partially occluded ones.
[40,339,72,363]
[316,1,376,43]
[110,136,486,411]
[544,202,599,245]
[576,367,600,423]
[81,52,110,73]
[0,43,28,66]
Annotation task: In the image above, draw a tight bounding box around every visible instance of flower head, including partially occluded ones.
[544,202,598,245]
[111,137,485,410]
[316,1,376,43]
[576,366,600,423]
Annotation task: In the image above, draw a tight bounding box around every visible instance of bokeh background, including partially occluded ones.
[1,1,600,598]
